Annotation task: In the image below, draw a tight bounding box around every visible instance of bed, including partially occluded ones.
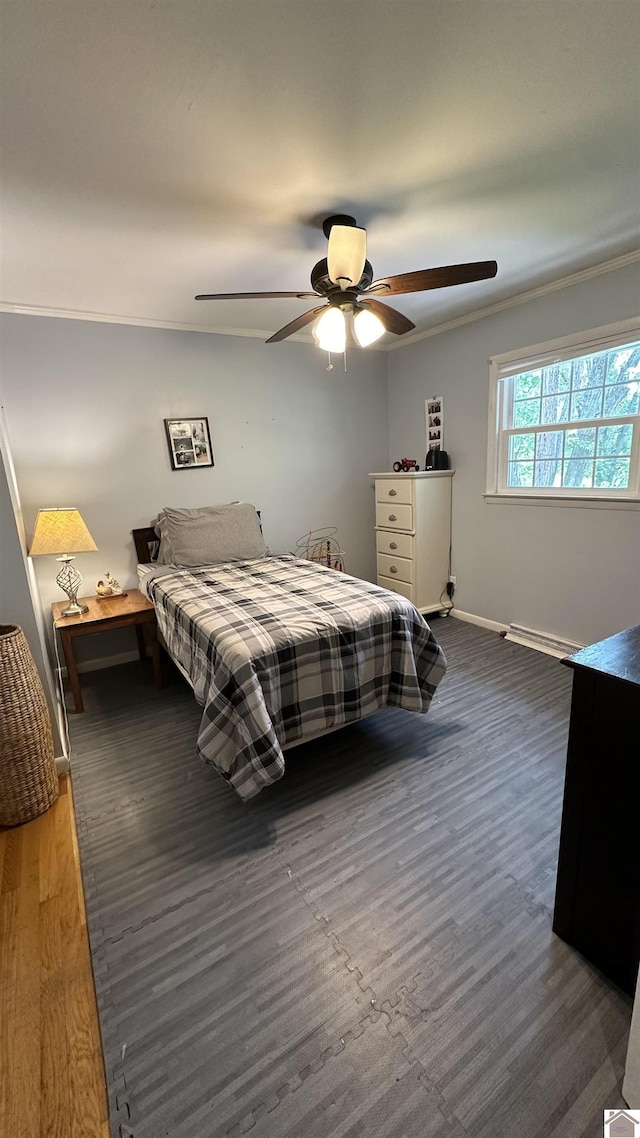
[132,505,446,800]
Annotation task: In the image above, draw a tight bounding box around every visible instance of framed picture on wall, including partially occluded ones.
[425,396,444,454]
[164,417,214,470]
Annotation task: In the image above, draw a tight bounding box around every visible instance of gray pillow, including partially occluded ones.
[155,503,267,566]
[153,504,233,564]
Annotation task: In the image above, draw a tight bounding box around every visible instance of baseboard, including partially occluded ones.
[505,623,584,659]
[60,615,583,671]
[55,754,70,775]
[59,649,140,677]
[451,610,584,658]
[451,609,507,634]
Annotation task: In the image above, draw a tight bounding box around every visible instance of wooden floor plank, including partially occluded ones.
[38,796,59,904]
[0,777,109,1138]
[0,889,20,1138]
[1,826,23,894]
[40,894,71,1137]
[1,821,42,1138]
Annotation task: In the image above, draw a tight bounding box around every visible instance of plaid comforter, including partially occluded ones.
[147,556,446,799]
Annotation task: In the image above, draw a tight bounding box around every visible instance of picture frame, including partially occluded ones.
[425,396,444,453]
[164,417,214,470]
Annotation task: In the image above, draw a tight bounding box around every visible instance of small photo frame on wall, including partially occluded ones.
[164,417,214,470]
[425,397,444,454]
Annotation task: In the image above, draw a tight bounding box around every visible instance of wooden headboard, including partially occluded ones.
[132,527,160,564]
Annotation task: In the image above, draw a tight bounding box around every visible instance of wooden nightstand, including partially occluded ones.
[52,588,163,713]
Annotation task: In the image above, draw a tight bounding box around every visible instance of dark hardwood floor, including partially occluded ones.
[66,615,632,1138]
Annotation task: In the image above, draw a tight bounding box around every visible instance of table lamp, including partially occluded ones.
[28,507,98,616]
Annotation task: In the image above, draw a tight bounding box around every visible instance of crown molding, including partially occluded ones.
[0,300,290,341]
[0,299,390,350]
[2,250,638,349]
[384,250,640,350]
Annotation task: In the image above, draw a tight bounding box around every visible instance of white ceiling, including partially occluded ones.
[1,0,639,347]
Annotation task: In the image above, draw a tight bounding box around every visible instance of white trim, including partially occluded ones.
[0,301,298,341]
[451,609,507,634]
[55,754,70,775]
[0,299,386,351]
[486,317,640,503]
[59,648,139,677]
[385,251,640,350]
[2,252,638,349]
[451,609,585,659]
[484,493,640,510]
[505,623,584,659]
[78,648,139,673]
[489,316,640,369]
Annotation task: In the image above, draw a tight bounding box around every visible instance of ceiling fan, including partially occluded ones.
[195,215,498,352]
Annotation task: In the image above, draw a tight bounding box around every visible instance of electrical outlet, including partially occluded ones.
[448,575,457,586]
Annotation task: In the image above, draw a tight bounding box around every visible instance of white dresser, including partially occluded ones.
[369,470,454,614]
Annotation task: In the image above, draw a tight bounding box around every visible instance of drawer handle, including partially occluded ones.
[388,514,397,521]
[388,489,397,496]
[389,565,398,574]
[389,542,398,550]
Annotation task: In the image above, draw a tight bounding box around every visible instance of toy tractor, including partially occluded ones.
[392,458,420,472]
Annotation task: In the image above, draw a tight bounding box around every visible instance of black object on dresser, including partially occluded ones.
[553,625,640,997]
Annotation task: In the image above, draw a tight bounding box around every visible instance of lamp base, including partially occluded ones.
[59,600,89,617]
[55,555,87,617]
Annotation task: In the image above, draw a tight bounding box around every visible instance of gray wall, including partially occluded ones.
[387,261,640,646]
[2,261,638,670]
[0,315,388,664]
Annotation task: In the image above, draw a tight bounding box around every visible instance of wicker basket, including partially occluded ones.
[0,624,59,826]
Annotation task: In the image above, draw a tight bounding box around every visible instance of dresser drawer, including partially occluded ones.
[378,575,415,602]
[376,530,414,559]
[375,478,414,505]
[377,553,413,584]
[375,501,413,531]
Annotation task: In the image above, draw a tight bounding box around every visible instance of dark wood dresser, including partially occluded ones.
[553,625,640,997]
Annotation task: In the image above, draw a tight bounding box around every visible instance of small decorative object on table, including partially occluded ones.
[392,458,420,472]
[95,571,127,600]
[295,527,346,571]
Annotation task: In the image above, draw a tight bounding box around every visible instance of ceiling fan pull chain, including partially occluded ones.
[326,352,333,371]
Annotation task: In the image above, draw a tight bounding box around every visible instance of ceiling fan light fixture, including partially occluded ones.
[327,225,367,290]
[314,306,346,353]
[353,307,386,347]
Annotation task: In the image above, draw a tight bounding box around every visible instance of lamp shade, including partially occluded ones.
[353,307,386,347]
[314,308,346,353]
[28,508,98,556]
[327,225,366,290]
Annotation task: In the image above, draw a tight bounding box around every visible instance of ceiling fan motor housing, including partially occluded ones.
[310,257,374,296]
[322,214,357,239]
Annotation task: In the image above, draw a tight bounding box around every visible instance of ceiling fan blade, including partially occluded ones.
[358,298,415,335]
[366,260,498,296]
[265,306,326,344]
[195,291,319,301]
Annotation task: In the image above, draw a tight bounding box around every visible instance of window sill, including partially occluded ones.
[484,494,640,510]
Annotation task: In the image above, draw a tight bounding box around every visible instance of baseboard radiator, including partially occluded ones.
[505,623,584,659]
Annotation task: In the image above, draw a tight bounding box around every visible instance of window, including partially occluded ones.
[486,319,640,503]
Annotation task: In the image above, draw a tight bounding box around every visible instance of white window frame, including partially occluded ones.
[486,317,640,507]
